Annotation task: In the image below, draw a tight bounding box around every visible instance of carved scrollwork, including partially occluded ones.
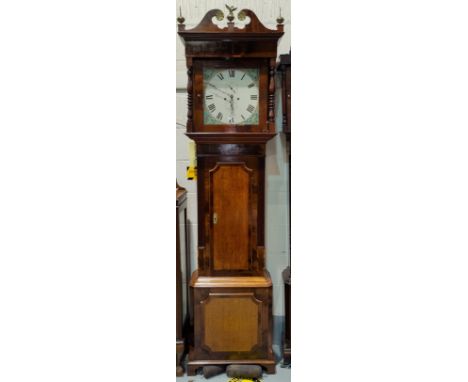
[178,8,282,34]
[214,9,224,21]
[238,10,246,21]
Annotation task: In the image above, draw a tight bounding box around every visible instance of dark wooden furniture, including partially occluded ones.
[278,52,291,139]
[278,52,291,365]
[282,266,291,365]
[176,183,191,376]
[177,7,283,376]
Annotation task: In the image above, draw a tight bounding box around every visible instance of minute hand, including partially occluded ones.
[205,83,233,98]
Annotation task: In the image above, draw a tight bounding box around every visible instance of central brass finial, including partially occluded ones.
[225,4,237,22]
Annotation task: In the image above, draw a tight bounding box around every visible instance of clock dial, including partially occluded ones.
[203,68,259,125]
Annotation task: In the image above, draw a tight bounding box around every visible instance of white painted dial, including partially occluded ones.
[203,68,259,125]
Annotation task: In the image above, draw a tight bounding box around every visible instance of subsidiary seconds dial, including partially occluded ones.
[203,68,259,125]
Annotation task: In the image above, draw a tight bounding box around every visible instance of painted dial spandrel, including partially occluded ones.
[203,68,259,125]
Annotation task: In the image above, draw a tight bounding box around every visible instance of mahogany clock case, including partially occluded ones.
[177,7,284,376]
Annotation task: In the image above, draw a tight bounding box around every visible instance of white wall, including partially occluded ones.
[176,0,290,316]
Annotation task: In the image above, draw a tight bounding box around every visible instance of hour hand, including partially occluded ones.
[206,92,231,103]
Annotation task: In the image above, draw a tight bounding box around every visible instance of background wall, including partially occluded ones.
[175,0,291,328]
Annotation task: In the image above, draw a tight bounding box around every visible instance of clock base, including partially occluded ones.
[188,270,276,376]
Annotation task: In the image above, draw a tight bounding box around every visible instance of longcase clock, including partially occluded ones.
[177,6,283,375]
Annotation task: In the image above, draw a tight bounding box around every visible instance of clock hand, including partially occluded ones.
[228,85,236,94]
[209,92,231,103]
[229,94,234,120]
[205,86,234,105]
[206,82,234,98]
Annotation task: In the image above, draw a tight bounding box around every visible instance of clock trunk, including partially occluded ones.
[197,147,265,276]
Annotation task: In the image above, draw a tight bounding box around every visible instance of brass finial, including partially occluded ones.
[276,8,284,24]
[177,6,185,24]
[225,4,237,22]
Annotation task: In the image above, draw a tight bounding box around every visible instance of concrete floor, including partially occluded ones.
[176,346,291,382]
